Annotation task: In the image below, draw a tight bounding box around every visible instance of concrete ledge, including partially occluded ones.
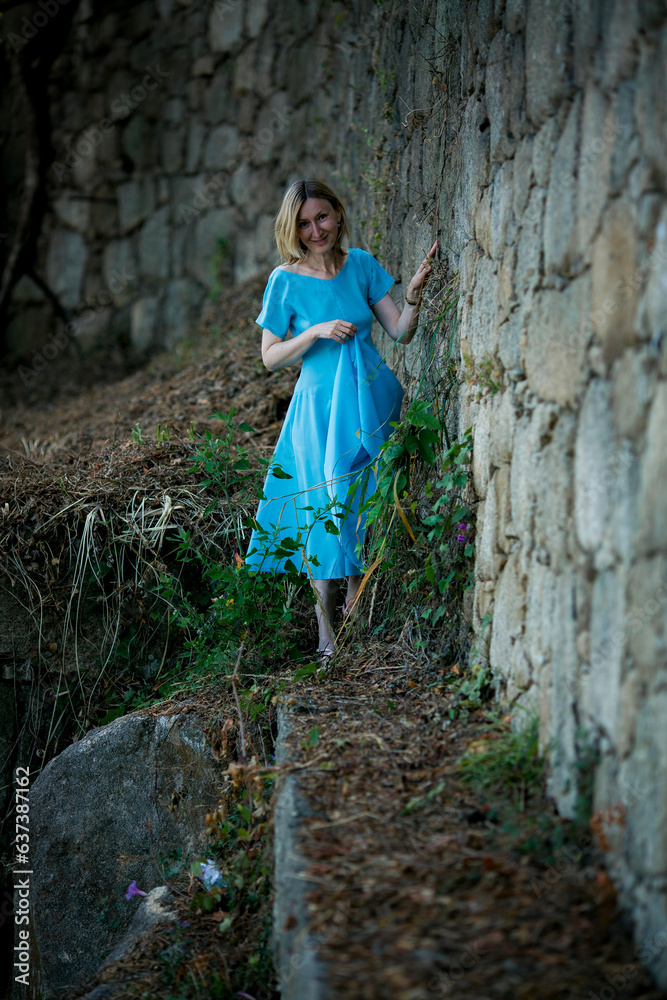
[272,705,330,999]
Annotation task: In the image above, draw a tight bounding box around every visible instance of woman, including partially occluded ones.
[245,178,437,656]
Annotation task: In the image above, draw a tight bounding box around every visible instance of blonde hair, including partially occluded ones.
[274,178,351,264]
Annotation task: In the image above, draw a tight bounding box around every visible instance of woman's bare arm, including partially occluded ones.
[261,319,358,372]
[371,294,422,345]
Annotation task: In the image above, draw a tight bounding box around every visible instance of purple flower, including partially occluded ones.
[457,522,469,542]
[124,880,147,900]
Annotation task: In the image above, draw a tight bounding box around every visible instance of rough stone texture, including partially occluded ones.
[27,711,222,996]
[450,2,667,985]
[273,706,330,1000]
[2,0,667,986]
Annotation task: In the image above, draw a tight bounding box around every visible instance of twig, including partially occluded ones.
[230,642,246,762]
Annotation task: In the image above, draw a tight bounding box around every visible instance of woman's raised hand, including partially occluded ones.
[311,319,358,344]
[406,239,439,302]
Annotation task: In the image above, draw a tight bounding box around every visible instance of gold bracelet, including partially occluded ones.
[405,294,418,306]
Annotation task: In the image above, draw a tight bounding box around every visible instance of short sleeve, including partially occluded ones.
[255,269,293,339]
[364,251,395,305]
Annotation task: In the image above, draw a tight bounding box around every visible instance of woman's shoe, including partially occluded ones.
[316,641,335,660]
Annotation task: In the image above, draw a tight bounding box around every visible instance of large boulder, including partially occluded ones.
[24,709,221,998]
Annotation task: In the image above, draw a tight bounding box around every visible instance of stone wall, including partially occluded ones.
[445,0,667,985]
[2,0,667,985]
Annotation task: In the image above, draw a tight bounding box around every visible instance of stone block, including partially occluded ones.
[508,411,536,542]
[623,690,667,879]
[102,239,138,308]
[505,0,525,33]
[546,570,579,815]
[471,390,497,499]
[118,177,156,235]
[612,346,655,440]
[497,305,523,374]
[572,0,604,89]
[493,462,513,554]
[532,114,559,187]
[208,1,243,53]
[120,113,156,173]
[12,274,46,305]
[162,123,185,173]
[625,556,667,679]
[512,135,534,220]
[580,569,625,742]
[131,296,159,351]
[138,205,171,280]
[474,186,493,256]
[163,277,205,349]
[599,0,640,90]
[636,382,667,558]
[202,66,234,125]
[496,245,517,326]
[459,240,482,296]
[544,95,581,277]
[245,0,270,38]
[53,195,89,233]
[233,39,259,96]
[533,410,576,573]
[574,378,615,554]
[477,472,507,581]
[637,204,667,343]
[515,185,545,295]
[590,198,640,365]
[46,229,87,309]
[522,272,591,406]
[465,254,499,369]
[459,95,491,222]
[489,550,527,674]
[525,0,572,126]
[184,206,236,289]
[186,116,206,172]
[635,20,667,188]
[486,30,519,163]
[28,711,221,995]
[192,54,215,77]
[576,83,614,251]
[491,159,514,258]
[204,123,239,170]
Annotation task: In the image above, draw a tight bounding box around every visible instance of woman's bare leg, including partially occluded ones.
[312,578,338,653]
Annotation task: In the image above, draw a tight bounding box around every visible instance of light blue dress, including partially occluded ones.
[245,247,404,579]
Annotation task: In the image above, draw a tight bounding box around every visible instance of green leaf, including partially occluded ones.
[324,519,340,535]
[271,466,293,479]
[294,662,318,680]
[238,422,254,433]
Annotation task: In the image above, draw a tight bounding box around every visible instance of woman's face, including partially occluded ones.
[297,197,341,254]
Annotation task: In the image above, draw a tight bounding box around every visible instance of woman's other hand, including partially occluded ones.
[406,239,439,302]
[311,319,358,344]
